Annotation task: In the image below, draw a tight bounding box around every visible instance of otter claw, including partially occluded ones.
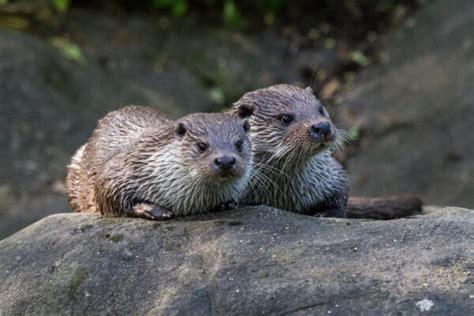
[133,203,174,221]
[145,206,174,220]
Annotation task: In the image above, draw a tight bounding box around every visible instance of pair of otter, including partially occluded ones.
[66,84,348,220]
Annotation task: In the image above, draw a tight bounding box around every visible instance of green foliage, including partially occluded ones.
[350,51,371,67]
[153,0,188,17]
[50,37,86,64]
[51,0,70,13]
[223,0,247,29]
[0,16,30,29]
[348,127,361,142]
[151,0,286,29]
[256,0,285,25]
[0,0,287,29]
[1,0,420,36]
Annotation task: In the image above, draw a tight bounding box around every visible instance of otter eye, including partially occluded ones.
[319,107,325,116]
[280,114,294,125]
[196,142,208,153]
[235,140,243,151]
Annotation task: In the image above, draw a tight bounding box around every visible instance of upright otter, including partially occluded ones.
[66,106,252,220]
[229,84,348,217]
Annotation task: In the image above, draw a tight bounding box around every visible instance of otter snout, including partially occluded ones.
[211,153,243,179]
[214,155,236,170]
[310,121,334,142]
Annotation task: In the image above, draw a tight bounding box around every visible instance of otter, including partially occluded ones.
[66,106,252,220]
[229,84,349,218]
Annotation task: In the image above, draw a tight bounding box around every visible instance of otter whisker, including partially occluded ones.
[248,171,271,200]
[254,163,291,180]
[255,173,278,201]
[228,84,349,217]
[249,173,272,200]
[255,170,285,196]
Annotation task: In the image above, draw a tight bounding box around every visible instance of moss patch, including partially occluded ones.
[68,268,89,297]
[101,233,124,242]
[109,234,124,242]
[79,224,93,232]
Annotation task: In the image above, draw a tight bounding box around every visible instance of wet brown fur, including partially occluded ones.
[66,106,252,218]
[229,84,349,217]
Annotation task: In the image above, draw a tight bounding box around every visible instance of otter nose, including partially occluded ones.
[214,156,236,170]
[311,122,332,137]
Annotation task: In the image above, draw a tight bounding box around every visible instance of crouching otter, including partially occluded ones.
[229,84,349,218]
[66,106,252,220]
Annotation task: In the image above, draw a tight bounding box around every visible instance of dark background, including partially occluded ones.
[1,0,473,238]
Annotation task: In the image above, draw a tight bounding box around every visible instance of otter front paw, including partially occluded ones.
[132,203,174,220]
[214,199,238,211]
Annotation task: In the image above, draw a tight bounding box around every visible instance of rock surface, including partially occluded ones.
[0,207,472,314]
[343,0,474,207]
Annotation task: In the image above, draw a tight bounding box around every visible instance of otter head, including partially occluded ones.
[231,84,336,162]
[174,113,252,183]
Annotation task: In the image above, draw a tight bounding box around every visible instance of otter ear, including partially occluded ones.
[175,122,187,137]
[235,103,254,119]
[242,120,250,133]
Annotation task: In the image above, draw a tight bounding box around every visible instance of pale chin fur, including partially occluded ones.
[139,148,253,216]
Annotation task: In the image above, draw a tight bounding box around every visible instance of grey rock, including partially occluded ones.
[0,206,472,315]
[343,0,474,207]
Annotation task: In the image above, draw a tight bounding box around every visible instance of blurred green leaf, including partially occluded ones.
[223,0,247,29]
[51,0,70,13]
[50,37,86,64]
[350,51,371,67]
[348,127,361,141]
[209,87,225,105]
[172,0,187,17]
[0,0,9,6]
